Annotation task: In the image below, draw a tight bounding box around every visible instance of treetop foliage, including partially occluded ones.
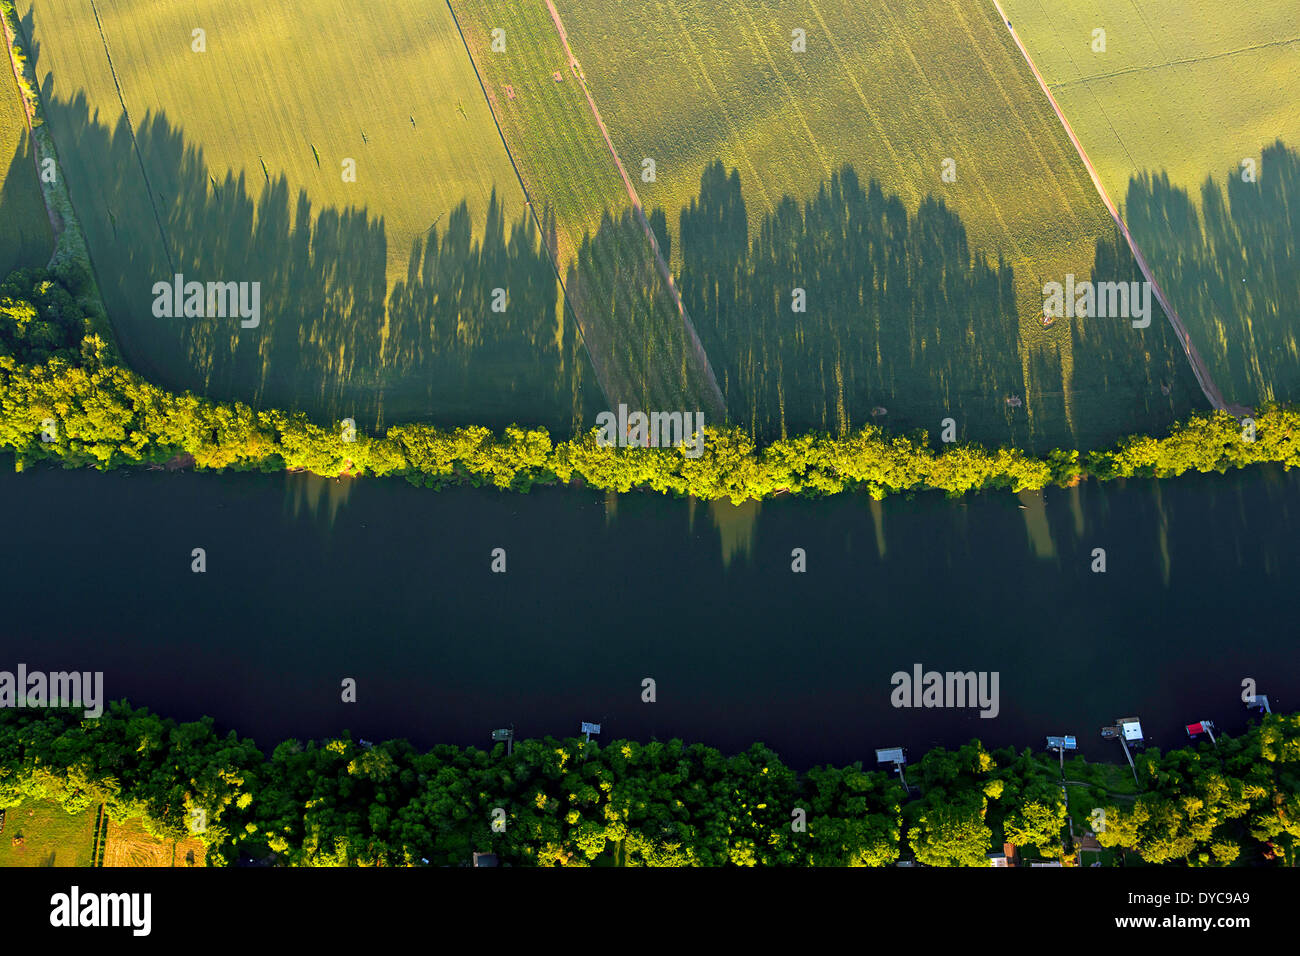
[2,703,1295,867]
[2,269,1297,502]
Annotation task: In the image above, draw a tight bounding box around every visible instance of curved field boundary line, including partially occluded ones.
[443,0,617,408]
[544,0,726,419]
[990,0,1247,416]
[86,0,174,275]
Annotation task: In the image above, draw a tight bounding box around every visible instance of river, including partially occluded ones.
[1,460,1295,768]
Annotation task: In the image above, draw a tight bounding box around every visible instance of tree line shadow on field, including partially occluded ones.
[1123,141,1300,407]
[7,62,1202,452]
[0,119,51,277]
[50,96,595,433]
[565,204,724,420]
[12,7,597,435]
[668,160,1199,452]
[9,6,1261,450]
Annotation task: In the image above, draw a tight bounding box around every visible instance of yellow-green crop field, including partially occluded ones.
[19,0,522,282]
[14,0,595,433]
[515,0,1197,449]
[451,0,726,417]
[558,0,1105,305]
[0,63,50,275]
[11,0,1248,449]
[1001,0,1300,406]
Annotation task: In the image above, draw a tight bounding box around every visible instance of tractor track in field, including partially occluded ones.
[1050,35,1300,92]
[991,0,1249,418]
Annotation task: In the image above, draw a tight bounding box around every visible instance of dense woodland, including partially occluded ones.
[2,267,1299,502]
[1,702,1296,866]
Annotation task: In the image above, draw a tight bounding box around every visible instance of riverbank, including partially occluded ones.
[5,268,1299,502]
[5,457,1298,768]
[2,702,1294,866]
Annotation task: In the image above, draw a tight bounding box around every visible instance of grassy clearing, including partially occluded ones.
[15,0,595,432]
[1000,0,1300,407]
[0,798,206,867]
[103,814,205,867]
[0,18,50,274]
[546,0,1195,449]
[0,797,96,866]
[1061,754,1140,795]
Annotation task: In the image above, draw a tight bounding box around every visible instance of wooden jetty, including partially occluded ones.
[491,725,515,756]
[1045,735,1076,774]
[1103,717,1144,786]
[876,747,915,794]
[1246,694,1272,715]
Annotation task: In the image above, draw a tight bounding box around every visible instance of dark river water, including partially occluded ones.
[1,460,1296,768]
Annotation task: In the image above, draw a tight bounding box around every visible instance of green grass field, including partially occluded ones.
[1001,0,1300,407]
[0,797,207,867]
[0,797,96,866]
[14,0,596,433]
[0,63,51,275]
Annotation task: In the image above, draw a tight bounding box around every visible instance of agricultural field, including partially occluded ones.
[0,797,97,866]
[12,0,596,433]
[0,64,51,275]
[1000,0,1300,407]
[493,0,1199,450]
[10,0,1224,448]
[451,0,726,419]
